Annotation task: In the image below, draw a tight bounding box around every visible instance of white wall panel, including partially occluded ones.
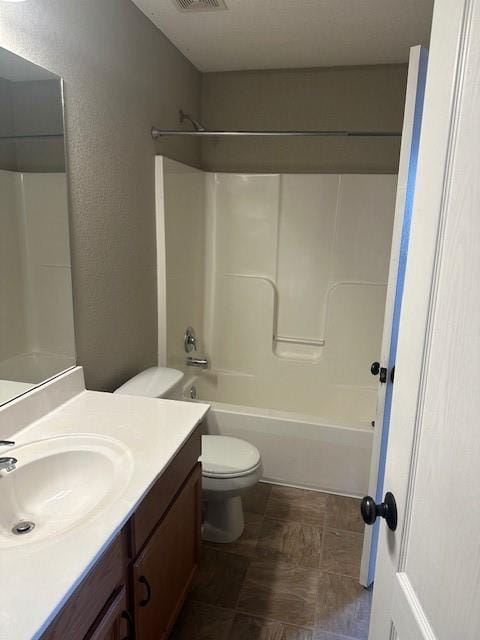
[276,174,339,342]
[0,170,27,362]
[0,170,75,381]
[333,174,397,282]
[214,174,280,278]
[21,173,74,357]
[162,158,206,367]
[161,160,396,425]
[324,283,387,387]
[211,275,275,374]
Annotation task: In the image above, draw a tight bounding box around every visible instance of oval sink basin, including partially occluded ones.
[0,435,133,547]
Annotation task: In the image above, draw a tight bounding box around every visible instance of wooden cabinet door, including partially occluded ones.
[132,464,202,640]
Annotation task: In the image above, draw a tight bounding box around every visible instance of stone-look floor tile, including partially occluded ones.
[229,613,313,640]
[207,512,263,558]
[243,482,273,515]
[315,573,372,640]
[326,495,363,533]
[170,601,235,640]
[190,547,250,608]
[256,518,323,568]
[237,559,319,627]
[265,486,328,526]
[320,529,363,578]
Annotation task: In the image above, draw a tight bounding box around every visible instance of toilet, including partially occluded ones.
[114,367,262,543]
[200,434,262,542]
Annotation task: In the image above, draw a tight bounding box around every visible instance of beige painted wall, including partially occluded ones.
[0,0,202,391]
[201,65,407,173]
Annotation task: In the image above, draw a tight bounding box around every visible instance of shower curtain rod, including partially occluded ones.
[151,127,401,139]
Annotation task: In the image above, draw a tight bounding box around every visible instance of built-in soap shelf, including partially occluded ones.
[220,273,388,363]
[222,273,327,361]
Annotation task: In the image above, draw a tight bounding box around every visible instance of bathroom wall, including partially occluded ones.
[0,0,203,390]
[201,65,407,173]
[0,169,75,382]
[160,158,397,424]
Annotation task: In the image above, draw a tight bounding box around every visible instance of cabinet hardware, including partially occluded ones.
[139,575,152,607]
[121,610,135,639]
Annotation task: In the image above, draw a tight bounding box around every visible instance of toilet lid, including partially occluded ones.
[200,435,261,478]
[114,367,184,398]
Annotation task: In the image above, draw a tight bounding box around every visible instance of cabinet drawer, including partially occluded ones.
[132,464,202,640]
[132,424,202,555]
[40,530,128,640]
[84,585,133,640]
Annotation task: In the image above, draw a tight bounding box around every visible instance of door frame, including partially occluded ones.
[369,0,474,636]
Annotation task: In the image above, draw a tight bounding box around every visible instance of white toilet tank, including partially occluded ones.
[114,367,184,398]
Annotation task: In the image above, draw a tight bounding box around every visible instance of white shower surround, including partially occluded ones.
[0,170,75,403]
[156,157,397,494]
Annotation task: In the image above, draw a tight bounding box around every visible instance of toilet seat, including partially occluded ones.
[200,435,261,479]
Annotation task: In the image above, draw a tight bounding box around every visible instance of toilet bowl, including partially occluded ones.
[201,435,262,543]
[114,367,262,543]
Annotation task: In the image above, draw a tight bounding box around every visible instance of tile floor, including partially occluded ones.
[171,483,371,640]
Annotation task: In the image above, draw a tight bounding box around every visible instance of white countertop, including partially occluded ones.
[0,387,209,640]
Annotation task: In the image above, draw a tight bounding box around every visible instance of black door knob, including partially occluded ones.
[371,361,388,383]
[361,492,398,531]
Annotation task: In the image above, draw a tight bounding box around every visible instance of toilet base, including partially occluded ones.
[202,496,245,543]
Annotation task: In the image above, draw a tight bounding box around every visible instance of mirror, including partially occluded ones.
[0,47,75,406]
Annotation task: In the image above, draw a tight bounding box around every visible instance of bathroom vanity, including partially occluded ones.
[41,433,202,640]
[0,368,209,640]
[42,432,202,640]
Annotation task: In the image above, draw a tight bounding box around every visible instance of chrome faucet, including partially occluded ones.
[186,356,209,369]
[0,441,17,472]
[0,457,17,472]
[184,327,198,353]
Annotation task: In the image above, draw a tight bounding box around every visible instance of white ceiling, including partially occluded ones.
[132,0,434,72]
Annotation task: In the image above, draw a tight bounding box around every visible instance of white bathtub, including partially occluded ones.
[174,374,374,497]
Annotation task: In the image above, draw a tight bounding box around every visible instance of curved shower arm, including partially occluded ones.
[179,109,206,132]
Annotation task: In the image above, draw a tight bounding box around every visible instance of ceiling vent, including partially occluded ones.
[172,0,227,12]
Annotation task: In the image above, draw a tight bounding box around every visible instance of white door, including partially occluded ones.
[368,0,480,638]
[359,44,428,587]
